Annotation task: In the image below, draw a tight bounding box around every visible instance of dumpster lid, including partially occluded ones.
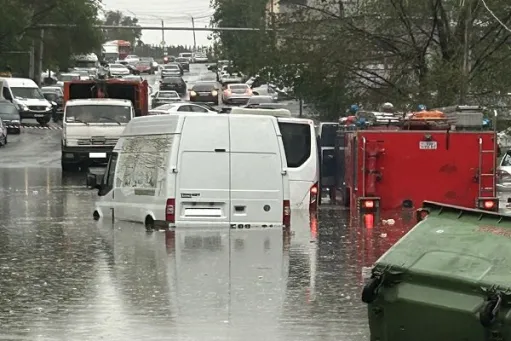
[374,201,511,289]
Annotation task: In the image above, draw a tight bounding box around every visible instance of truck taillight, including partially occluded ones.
[309,182,318,213]
[477,198,499,212]
[283,200,291,228]
[166,198,175,222]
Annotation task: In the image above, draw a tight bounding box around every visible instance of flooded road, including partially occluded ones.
[0,165,376,340]
[0,63,509,340]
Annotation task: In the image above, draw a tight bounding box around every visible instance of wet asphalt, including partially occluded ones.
[0,64,509,340]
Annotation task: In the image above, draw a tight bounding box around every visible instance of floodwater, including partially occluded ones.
[0,167,391,341]
[0,64,509,340]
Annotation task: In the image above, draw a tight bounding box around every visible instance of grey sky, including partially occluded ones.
[101,0,214,47]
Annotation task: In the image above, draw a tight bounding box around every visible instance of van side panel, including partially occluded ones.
[113,134,175,222]
[229,115,284,226]
[176,115,230,227]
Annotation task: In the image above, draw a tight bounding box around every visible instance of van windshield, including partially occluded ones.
[278,122,311,168]
[66,105,132,123]
[11,87,44,99]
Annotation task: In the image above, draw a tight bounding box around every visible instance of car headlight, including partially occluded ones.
[190,91,197,97]
[212,90,218,96]
[46,105,52,110]
[11,119,20,123]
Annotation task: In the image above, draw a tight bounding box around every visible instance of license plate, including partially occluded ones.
[199,92,209,96]
[34,114,45,118]
[89,152,107,158]
[419,141,437,150]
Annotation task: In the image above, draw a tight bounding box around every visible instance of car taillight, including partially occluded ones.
[283,200,291,228]
[309,182,318,213]
[166,198,175,222]
[224,89,231,95]
[246,89,252,95]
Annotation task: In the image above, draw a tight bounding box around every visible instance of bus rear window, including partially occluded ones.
[278,122,311,168]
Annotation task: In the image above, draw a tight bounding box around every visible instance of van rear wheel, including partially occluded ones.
[145,216,155,232]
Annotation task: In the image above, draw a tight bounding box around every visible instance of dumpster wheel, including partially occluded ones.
[479,295,502,328]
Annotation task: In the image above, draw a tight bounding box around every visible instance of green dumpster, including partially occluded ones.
[362,201,511,341]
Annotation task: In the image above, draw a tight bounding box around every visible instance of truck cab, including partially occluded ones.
[61,98,135,172]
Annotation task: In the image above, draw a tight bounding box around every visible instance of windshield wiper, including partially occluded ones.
[99,116,121,125]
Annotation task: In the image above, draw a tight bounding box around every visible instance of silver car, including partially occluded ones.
[222,83,253,105]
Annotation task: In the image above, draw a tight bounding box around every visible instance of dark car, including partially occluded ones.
[175,57,190,71]
[41,91,63,122]
[0,100,21,134]
[135,61,153,74]
[189,82,221,105]
[159,77,187,96]
[151,90,181,108]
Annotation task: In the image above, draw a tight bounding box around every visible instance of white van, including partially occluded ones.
[0,77,53,125]
[230,107,319,211]
[87,113,291,230]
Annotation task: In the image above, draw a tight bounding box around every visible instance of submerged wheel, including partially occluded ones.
[145,216,155,232]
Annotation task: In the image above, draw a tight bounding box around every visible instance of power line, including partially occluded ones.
[35,24,278,31]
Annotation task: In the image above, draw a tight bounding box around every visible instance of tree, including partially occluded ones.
[213,0,511,118]
[210,0,273,74]
[0,0,104,75]
[103,11,142,46]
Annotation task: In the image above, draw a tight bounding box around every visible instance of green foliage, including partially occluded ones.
[0,0,103,75]
[103,11,142,46]
[212,0,511,119]
[210,0,273,75]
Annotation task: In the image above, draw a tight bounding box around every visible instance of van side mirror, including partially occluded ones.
[86,172,103,190]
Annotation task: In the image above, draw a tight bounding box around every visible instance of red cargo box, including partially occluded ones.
[343,130,497,215]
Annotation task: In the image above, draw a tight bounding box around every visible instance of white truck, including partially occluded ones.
[61,98,135,172]
[72,53,100,78]
[102,42,119,63]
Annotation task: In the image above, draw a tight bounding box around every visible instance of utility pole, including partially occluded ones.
[161,20,165,54]
[37,29,44,85]
[460,3,471,104]
[29,42,35,79]
[191,17,197,52]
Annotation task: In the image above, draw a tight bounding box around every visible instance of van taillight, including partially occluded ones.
[283,200,291,228]
[309,182,318,213]
[166,198,175,222]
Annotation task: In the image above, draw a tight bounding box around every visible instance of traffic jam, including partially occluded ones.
[1,43,510,340]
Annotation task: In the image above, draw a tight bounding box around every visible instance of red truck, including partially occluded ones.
[63,78,149,116]
[337,109,498,225]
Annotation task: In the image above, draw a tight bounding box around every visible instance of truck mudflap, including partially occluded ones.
[363,200,511,341]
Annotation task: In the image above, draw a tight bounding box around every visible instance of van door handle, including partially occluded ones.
[234,205,246,212]
[215,148,226,152]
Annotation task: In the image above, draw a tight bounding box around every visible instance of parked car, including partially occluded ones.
[159,77,187,96]
[0,100,20,134]
[151,90,181,108]
[0,117,7,146]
